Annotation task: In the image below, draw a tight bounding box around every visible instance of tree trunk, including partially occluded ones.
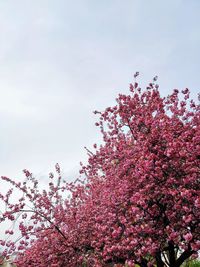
[168,241,176,266]
[156,251,165,267]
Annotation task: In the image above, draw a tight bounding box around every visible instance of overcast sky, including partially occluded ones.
[0,0,199,183]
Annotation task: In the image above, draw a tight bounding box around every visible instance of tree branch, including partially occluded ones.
[175,248,194,267]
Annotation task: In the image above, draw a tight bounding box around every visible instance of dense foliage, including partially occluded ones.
[0,75,199,266]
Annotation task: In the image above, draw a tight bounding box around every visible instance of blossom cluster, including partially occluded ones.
[0,75,199,267]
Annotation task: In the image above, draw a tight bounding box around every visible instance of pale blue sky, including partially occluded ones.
[0,0,199,181]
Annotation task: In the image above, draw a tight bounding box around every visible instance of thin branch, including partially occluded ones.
[84,146,95,156]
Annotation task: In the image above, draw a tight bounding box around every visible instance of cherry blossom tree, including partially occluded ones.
[0,74,199,267]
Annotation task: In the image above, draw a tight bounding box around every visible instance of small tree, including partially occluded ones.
[0,74,199,267]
